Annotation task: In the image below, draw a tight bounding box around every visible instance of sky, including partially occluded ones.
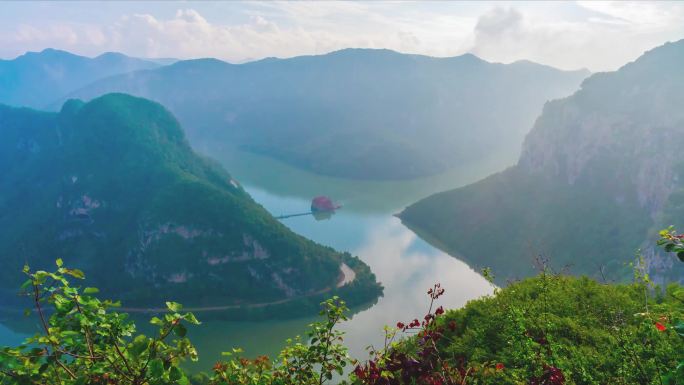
[1,1,684,72]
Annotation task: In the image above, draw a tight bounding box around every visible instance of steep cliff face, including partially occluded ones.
[400,39,684,284]
[520,40,684,217]
[0,94,381,310]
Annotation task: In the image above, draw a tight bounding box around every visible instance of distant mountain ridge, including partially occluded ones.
[0,49,162,108]
[63,48,589,179]
[400,39,684,284]
[0,93,380,313]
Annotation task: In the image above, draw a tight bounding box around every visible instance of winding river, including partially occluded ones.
[0,147,510,372]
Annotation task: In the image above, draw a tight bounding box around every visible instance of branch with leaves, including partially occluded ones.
[0,259,200,385]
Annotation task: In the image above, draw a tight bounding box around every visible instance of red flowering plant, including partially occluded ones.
[351,284,506,385]
[657,227,684,384]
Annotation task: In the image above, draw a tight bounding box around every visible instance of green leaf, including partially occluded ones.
[150,317,163,326]
[83,287,99,294]
[183,312,200,325]
[65,268,85,279]
[129,335,150,358]
[149,358,165,378]
[20,279,32,290]
[169,366,183,381]
[166,301,182,312]
[56,258,63,267]
[33,271,49,284]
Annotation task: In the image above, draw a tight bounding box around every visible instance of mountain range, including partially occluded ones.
[400,39,684,284]
[61,49,589,179]
[0,49,165,109]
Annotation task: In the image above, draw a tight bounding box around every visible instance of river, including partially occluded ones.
[0,147,510,372]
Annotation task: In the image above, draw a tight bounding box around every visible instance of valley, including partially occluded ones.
[2,4,684,381]
[62,49,588,180]
[0,147,499,372]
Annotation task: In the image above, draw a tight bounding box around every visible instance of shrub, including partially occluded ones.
[3,228,684,385]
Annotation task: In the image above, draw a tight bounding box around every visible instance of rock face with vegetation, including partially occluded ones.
[0,49,161,108]
[400,39,684,283]
[0,93,380,310]
[64,49,588,180]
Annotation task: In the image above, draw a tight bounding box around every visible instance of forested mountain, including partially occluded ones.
[0,49,161,108]
[400,39,684,284]
[0,93,380,310]
[65,49,588,179]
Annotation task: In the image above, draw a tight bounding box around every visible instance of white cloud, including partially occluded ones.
[338,218,493,358]
[470,3,684,71]
[577,1,684,28]
[1,1,683,71]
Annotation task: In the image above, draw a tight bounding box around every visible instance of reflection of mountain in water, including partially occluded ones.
[0,145,498,373]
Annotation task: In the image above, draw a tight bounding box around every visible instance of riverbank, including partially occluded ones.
[121,263,358,314]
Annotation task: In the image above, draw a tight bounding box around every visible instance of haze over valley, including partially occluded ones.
[2,2,684,384]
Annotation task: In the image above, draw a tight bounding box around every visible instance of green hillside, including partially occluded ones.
[0,93,380,312]
[65,49,588,180]
[400,39,684,284]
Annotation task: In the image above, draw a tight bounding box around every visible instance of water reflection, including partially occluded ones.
[0,149,503,373]
[338,218,493,360]
[180,216,493,372]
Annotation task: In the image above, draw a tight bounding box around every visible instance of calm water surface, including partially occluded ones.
[0,148,508,372]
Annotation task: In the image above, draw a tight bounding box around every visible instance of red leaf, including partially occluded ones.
[655,322,667,332]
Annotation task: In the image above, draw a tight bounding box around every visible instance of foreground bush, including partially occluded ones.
[352,271,684,385]
[0,259,200,385]
[2,230,684,384]
[433,274,683,384]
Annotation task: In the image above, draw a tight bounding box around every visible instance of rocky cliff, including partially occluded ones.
[400,39,684,284]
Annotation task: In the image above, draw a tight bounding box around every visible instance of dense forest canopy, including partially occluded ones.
[0,93,380,312]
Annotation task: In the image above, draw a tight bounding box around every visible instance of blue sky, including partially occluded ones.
[2,1,684,71]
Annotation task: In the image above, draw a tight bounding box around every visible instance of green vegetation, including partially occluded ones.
[400,39,684,283]
[0,261,355,385]
[0,261,201,385]
[0,93,381,314]
[66,49,588,179]
[432,272,683,384]
[2,230,684,384]
[400,168,651,283]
